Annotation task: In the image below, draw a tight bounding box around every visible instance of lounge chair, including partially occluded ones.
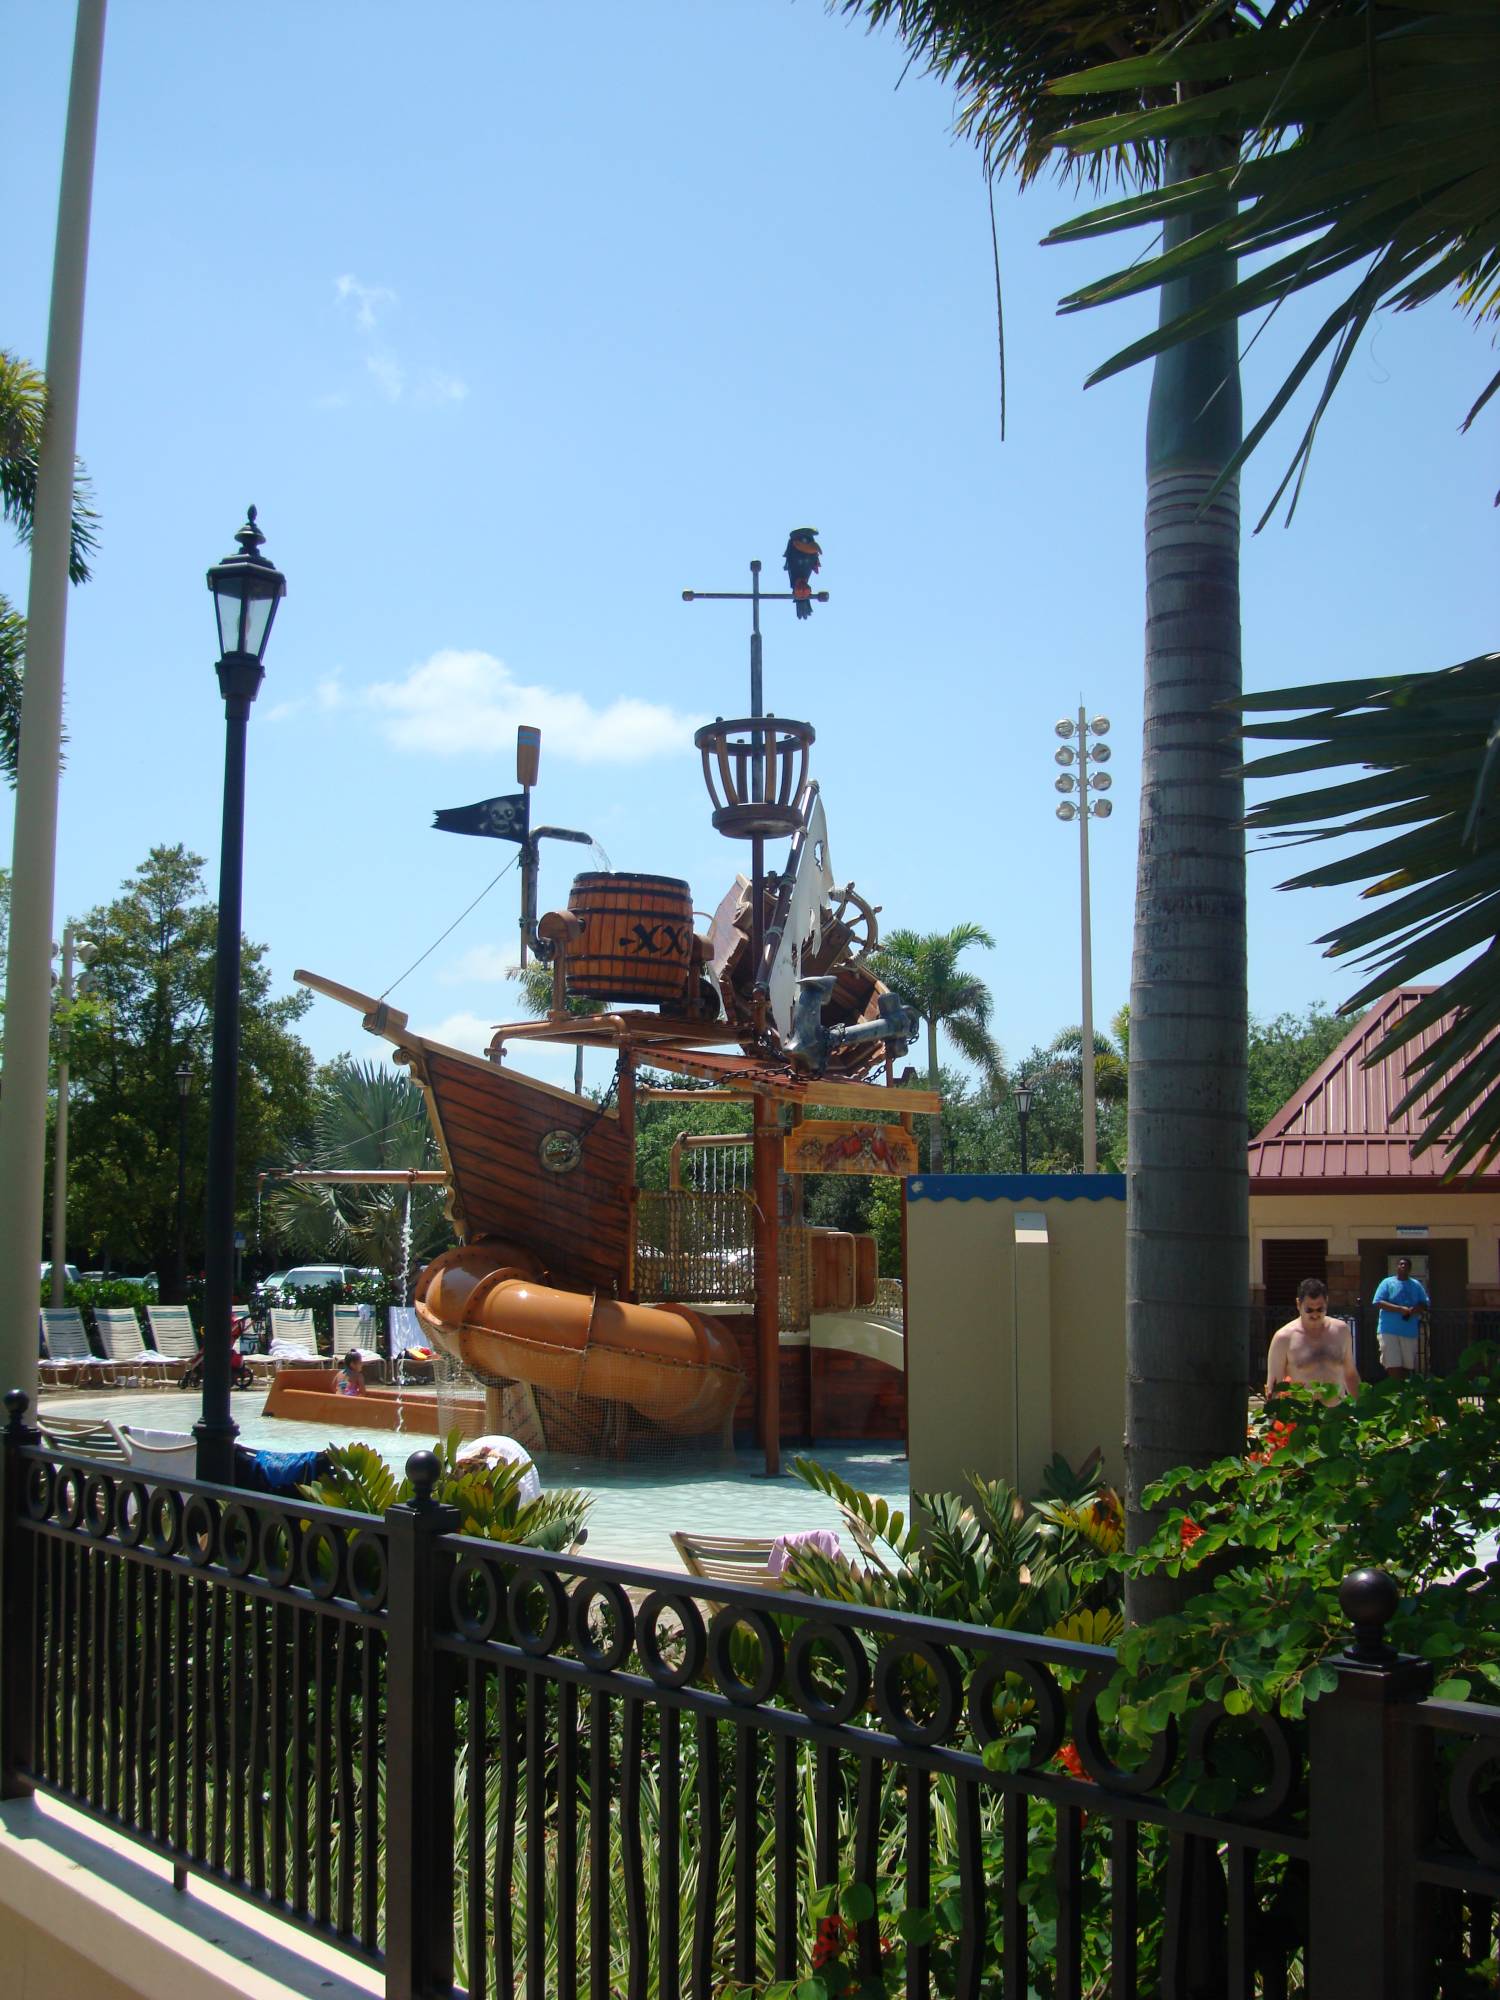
[671,1531,785,1590]
[144,1304,201,1383]
[332,1304,383,1379]
[37,1411,130,1463]
[120,1426,199,1482]
[39,1308,98,1388]
[94,1306,177,1387]
[258,1308,324,1376]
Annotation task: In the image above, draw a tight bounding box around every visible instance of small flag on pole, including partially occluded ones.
[432,792,529,842]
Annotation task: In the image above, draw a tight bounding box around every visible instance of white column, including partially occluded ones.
[1078,704,1098,1174]
[0,2,107,1401]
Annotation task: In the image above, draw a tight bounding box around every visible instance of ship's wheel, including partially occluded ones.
[826,884,880,961]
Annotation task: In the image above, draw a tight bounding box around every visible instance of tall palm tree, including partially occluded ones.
[866,922,1003,1172]
[841,3,1253,1595]
[0,349,97,780]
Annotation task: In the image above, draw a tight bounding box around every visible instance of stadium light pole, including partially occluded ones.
[195,509,285,1486]
[1053,707,1114,1174]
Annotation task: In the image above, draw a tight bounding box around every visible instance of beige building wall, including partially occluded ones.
[1250,1190,1500,1304]
[906,1180,1127,1499]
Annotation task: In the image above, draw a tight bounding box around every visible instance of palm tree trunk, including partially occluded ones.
[926,1014,944,1174]
[1125,134,1249,1619]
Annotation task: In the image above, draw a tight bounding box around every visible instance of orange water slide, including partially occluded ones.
[414,1242,745,1435]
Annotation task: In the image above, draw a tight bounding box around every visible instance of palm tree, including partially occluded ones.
[841,3,1253,1594]
[266,1058,450,1296]
[508,961,605,1097]
[0,349,97,780]
[866,922,1003,1172]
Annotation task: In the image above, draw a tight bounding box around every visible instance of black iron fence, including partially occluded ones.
[3,1389,1498,1998]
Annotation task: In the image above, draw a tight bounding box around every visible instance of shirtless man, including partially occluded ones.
[1265,1279,1360,1400]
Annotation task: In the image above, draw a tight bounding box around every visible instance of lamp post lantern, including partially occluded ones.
[173,1061,193,1305]
[1053,707,1113,1173]
[196,508,284,1485]
[1013,1077,1035,1177]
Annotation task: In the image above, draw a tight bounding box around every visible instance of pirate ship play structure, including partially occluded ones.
[291,546,936,1472]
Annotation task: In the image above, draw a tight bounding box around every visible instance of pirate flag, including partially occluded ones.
[783,527,821,619]
[432,792,529,842]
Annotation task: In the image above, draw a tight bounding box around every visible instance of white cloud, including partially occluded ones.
[365,649,703,763]
[315,675,346,712]
[336,273,396,332]
[417,368,468,406]
[424,1011,498,1056]
[366,351,405,402]
[439,944,521,986]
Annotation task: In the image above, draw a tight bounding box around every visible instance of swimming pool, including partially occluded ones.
[37,1386,909,1572]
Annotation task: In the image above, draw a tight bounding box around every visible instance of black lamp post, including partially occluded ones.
[173,1061,193,1304]
[196,508,285,1485]
[1013,1077,1034,1177]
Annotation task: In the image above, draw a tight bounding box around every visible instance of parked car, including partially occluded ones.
[254,1264,380,1308]
[39,1262,81,1288]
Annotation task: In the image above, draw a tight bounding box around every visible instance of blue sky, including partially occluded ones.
[3,2,1492,1096]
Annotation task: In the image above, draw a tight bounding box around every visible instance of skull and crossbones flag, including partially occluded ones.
[432,792,529,842]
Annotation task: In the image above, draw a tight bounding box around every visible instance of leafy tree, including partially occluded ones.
[841,3,1255,1601]
[865,922,1003,1172]
[1245,1002,1356,1138]
[264,1056,453,1288]
[0,348,98,780]
[60,845,316,1274]
[632,1072,750,1193]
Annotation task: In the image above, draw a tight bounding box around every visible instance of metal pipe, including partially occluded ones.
[0,1,106,1400]
[1079,702,1098,1175]
[752,1091,781,1475]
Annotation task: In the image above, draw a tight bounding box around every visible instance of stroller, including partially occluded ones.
[180,1312,255,1393]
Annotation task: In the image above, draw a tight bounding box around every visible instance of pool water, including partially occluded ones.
[38,1386,909,1572]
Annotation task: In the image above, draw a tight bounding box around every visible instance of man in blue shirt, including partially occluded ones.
[1372,1256,1430,1381]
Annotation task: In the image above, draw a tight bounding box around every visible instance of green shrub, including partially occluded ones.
[302,1431,592,1552]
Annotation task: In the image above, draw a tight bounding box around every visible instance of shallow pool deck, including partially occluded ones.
[37,1385,909,1572]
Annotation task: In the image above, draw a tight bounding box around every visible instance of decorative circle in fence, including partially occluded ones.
[451,1555,500,1641]
[708,1604,785,1707]
[636,1589,707,1689]
[1074,1665,1178,1791]
[146,1487,184,1556]
[507,1567,567,1656]
[1183,1702,1302,1824]
[347,1528,388,1612]
[872,1636,962,1747]
[785,1620,871,1727]
[568,1577,635,1672]
[82,1471,116,1540]
[260,1515,300,1589]
[968,1653,1066,1764]
[220,1502,258,1576]
[301,1521,345,1600]
[183,1493,220,1567]
[1451,1738,1500,1869]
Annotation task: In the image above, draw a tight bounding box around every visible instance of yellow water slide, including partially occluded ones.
[415,1241,745,1435]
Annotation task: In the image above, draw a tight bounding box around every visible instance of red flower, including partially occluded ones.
[1179,1518,1205,1550]
[1056,1739,1092,1784]
[812,1913,855,1967]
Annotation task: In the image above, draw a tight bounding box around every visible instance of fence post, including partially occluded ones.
[384,1449,460,2000]
[1307,1568,1432,1998]
[1,1388,41,1800]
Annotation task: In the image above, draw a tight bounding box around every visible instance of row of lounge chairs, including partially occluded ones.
[38,1303,421,1389]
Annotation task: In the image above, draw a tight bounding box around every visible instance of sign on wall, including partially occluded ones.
[783,1121,919,1177]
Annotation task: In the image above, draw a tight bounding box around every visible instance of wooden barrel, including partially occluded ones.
[565,872,694,1004]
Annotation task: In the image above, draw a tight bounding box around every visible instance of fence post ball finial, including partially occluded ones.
[1340,1568,1400,1663]
[4,1388,30,1431]
[406,1450,442,1504]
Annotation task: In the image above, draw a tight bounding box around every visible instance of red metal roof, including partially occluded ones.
[1248,988,1500,1188]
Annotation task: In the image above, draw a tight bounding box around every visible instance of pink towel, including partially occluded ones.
[767,1527,841,1579]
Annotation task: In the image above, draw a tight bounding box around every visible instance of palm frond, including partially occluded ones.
[1041,0,1500,521]
[1239,652,1500,1169]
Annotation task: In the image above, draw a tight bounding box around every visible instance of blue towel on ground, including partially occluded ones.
[234,1445,328,1494]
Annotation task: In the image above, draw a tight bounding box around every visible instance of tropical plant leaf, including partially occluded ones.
[1239,653,1500,1169]
[1037,0,1500,521]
